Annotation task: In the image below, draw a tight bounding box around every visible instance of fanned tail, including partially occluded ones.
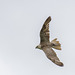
[51,38,61,50]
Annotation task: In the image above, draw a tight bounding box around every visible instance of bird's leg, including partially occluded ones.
[51,38,61,50]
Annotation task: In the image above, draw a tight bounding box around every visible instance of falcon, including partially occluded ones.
[36,16,63,66]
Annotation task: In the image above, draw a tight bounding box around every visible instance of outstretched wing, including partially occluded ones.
[43,47,63,66]
[40,16,51,43]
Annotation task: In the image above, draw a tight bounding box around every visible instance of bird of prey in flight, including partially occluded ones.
[36,16,63,66]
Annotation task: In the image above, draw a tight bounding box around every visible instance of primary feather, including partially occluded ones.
[43,46,63,66]
[40,16,51,43]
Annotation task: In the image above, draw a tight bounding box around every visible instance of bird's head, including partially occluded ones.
[35,44,42,49]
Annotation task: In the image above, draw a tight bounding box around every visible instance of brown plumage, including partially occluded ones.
[36,16,63,67]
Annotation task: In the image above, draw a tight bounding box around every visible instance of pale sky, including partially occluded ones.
[0,0,75,75]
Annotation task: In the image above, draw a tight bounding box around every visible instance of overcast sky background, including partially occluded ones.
[0,0,75,75]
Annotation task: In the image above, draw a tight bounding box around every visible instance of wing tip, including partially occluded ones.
[44,16,51,25]
[59,62,64,67]
[48,16,51,21]
[55,60,64,67]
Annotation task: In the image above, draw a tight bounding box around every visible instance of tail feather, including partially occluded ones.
[51,38,61,50]
[52,46,61,50]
